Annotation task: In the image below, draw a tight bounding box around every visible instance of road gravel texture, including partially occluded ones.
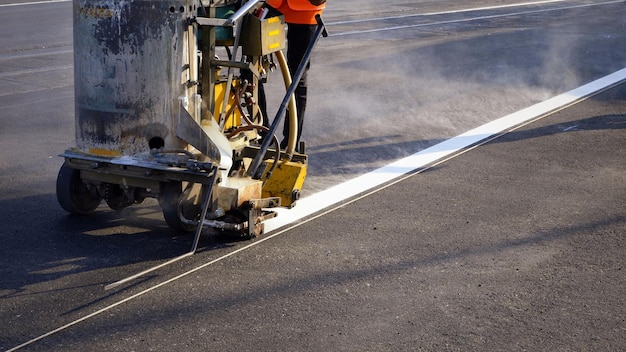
[0,0,625,350]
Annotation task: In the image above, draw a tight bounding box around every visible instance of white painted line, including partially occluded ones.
[264,68,626,232]
[0,65,72,78]
[420,0,569,16]
[7,68,626,352]
[329,0,624,37]
[329,0,568,25]
[0,0,69,7]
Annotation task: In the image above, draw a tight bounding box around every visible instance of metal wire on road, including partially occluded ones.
[8,65,626,352]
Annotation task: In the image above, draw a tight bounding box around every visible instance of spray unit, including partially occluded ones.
[57,0,327,239]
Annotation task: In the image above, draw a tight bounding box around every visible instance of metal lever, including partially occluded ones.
[105,167,218,291]
[226,0,263,26]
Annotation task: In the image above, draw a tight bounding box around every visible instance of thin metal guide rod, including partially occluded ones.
[190,168,219,253]
[105,168,219,291]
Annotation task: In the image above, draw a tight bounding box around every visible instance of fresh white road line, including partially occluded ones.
[9,67,626,352]
[264,68,626,232]
[329,0,624,37]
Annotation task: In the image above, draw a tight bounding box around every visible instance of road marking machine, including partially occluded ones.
[57,0,326,252]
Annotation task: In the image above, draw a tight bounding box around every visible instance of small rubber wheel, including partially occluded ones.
[56,163,102,214]
[158,181,197,232]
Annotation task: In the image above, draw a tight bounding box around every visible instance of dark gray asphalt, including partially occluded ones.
[1,0,625,350]
[13,78,626,352]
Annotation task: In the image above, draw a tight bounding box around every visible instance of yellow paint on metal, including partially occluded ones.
[78,6,117,18]
[88,148,122,157]
[213,81,242,129]
[261,159,307,208]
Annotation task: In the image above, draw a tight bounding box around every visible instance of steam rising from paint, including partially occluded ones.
[261,5,624,194]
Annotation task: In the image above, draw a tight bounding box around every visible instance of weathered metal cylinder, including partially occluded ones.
[73,0,197,155]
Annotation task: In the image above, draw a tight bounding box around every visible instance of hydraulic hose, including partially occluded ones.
[275,50,298,157]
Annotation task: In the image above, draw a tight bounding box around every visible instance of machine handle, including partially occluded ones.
[226,0,264,26]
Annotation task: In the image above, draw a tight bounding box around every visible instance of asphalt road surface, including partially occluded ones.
[1,0,625,350]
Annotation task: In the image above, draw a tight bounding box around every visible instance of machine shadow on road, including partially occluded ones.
[307,135,445,178]
[0,195,243,299]
[30,213,625,346]
[496,113,626,144]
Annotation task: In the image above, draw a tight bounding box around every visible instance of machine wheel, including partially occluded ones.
[158,181,198,232]
[56,162,102,214]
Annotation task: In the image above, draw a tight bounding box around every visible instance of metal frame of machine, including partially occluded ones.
[57,0,325,241]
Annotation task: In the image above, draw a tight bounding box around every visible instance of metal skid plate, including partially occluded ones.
[60,149,217,187]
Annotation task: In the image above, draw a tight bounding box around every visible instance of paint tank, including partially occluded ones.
[73,0,197,155]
